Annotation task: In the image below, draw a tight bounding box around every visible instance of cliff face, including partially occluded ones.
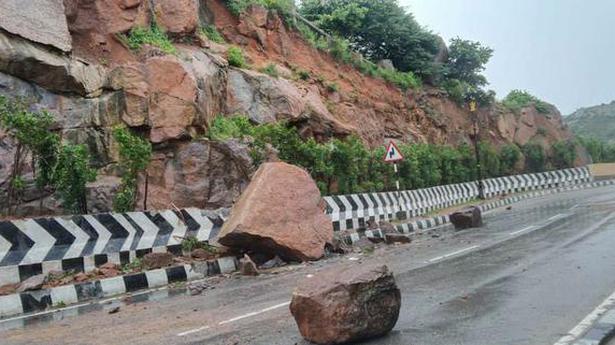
[0,0,586,217]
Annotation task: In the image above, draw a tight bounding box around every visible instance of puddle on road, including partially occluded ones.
[0,287,188,332]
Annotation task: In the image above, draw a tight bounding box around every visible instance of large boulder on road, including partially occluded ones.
[218,162,333,261]
[450,206,483,230]
[290,264,401,344]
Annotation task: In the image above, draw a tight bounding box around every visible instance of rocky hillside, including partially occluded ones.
[0,0,586,217]
[566,101,615,143]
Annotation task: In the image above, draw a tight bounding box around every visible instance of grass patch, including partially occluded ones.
[326,82,339,93]
[259,63,279,78]
[198,25,225,44]
[121,24,176,55]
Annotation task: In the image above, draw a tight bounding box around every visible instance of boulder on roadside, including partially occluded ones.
[218,162,334,262]
[239,254,259,276]
[450,206,483,230]
[16,274,46,292]
[142,252,174,270]
[290,264,401,345]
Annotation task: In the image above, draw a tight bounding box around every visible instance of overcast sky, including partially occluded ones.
[402,0,615,115]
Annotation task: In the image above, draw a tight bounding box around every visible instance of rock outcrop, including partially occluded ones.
[290,264,401,344]
[218,162,333,261]
[0,0,588,217]
[0,0,72,52]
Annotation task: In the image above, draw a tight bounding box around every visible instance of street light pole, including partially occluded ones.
[470,100,485,200]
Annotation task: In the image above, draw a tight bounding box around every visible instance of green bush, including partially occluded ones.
[121,24,176,55]
[227,46,246,68]
[499,144,521,175]
[503,90,551,114]
[207,115,254,141]
[523,143,546,173]
[224,0,294,17]
[551,141,577,169]
[113,127,152,212]
[260,63,279,78]
[52,144,98,214]
[198,25,225,44]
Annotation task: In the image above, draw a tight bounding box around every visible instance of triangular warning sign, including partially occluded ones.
[383,141,404,162]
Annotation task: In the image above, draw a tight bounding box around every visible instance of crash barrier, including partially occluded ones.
[0,166,597,285]
[323,167,592,232]
[0,208,225,285]
[338,179,615,245]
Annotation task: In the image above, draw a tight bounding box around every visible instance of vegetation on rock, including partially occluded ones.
[225,0,295,17]
[198,25,225,44]
[207,115,577,195]
[121,24,176,55]
[52,144,97,214]
[260,63,279,78]
[227,46,247,68]
[112,127,152,212]
[502,90,551,114]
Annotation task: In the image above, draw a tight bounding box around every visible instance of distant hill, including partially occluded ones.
[566,101,615,143]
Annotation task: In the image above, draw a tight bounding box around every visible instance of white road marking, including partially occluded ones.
[552,213,615,345]
[547,214,565,222]
[177,301,291,337]
[510,226,537,236]
[177,326,210,337]
[552,288,615,345]
[218,302,291,325]
[427,245,480,263]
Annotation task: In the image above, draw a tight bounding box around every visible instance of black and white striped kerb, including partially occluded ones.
[326,167,592,232]
[339,179,614,245]
[0,256,238,318]
[0,208,225,270]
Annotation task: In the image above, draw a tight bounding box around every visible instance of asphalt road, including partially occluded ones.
[3,185,615,345]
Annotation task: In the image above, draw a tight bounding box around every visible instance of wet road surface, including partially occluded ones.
[2,186,615,345]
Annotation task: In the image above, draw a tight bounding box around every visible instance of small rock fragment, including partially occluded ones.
[142,252,174,270]
[385,233,412,245]
[239,254,259,276]
[16,274,46,292]
[191,248,214,260]
[260,255,286,270]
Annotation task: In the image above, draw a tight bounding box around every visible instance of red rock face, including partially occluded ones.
[152,0,199,36]
[217,162,334,261]
[290,264,401,344]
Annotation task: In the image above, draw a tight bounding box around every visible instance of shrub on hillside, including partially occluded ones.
[227,46,246,68]
[503,90,551,114]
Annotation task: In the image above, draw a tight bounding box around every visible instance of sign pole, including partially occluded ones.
[394,162,402,218]
[384,141,405,220]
